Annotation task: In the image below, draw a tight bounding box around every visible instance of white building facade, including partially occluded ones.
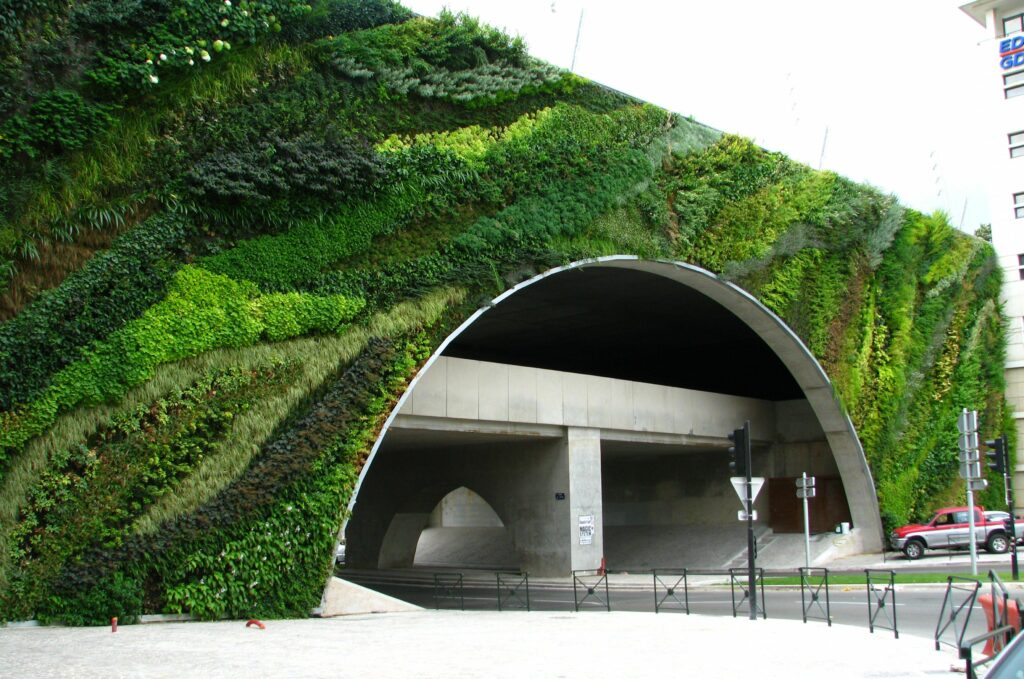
[961,0,1024,505]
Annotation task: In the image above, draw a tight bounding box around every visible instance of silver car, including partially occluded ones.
[985,511,1023,544]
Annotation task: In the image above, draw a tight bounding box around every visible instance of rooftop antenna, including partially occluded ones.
[571,8,584,72]
[817,126,829,170]
[930,150,946,200]
[786,72,801,127]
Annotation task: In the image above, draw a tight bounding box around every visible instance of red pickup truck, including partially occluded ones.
[890,506,1024,560]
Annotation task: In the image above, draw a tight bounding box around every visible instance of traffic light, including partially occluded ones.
[728,425,748,478]
[985,436,1007,475]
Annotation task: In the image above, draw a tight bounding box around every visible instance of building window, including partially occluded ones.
[1005,70,1024,98]
[1006,13,1024,36]
[1018,254,1024,279]
[1012,132,1024,158]
[1016,193,1024,218]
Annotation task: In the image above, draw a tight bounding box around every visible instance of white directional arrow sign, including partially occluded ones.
[730,477,765,506]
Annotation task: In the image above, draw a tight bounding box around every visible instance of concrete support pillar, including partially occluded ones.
[566,427,603,571]
[378,512,431,568]
[504,427,603,576]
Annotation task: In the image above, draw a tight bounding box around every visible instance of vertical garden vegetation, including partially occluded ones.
[0,0,1006,623]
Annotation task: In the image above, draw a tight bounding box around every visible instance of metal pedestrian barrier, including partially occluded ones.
[865,569,898,638]
[432,573,464,611]
[934,575,980,650]
[959,625,1017,679]
[955,569,1023,677]
[799,567,831,626]
[572,569,610,612]
[988,569,1018,649]
[496,572,530,612]
[652,568,689,614]
[729,567,766,619]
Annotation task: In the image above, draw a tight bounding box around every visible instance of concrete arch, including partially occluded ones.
[377,482,513,570]
[345,255,884,560]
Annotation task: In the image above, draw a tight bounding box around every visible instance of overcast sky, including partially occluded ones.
[404,0,997,232]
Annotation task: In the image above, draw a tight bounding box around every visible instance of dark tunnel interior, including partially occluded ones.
[444,266,803,401]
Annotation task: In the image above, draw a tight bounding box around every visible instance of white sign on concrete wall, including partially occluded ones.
[730,477,765,506]
[579,514,595,545]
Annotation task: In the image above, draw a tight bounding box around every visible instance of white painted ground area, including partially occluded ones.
[0,611,962,678]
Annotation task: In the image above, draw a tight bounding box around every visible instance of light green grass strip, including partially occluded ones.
[761,571,1007,586]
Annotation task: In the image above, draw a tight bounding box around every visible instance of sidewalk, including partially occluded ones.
[0,610,963,679]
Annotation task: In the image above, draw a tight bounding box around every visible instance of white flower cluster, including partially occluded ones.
[140,0,244,85]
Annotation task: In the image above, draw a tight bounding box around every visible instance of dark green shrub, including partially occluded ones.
[282,0,411,42]
[0,90,113,159]
[42,570,144,626]
[185,132,387,219]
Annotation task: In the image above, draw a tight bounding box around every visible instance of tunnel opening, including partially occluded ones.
[343,258,878,577]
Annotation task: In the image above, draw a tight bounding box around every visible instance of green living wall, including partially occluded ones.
[0,0,1007,624]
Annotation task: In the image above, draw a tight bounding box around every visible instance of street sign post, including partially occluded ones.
[957,408,981,576]
[796,473,816,570]
[730,477,764,507]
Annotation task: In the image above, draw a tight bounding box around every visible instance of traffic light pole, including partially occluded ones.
[1004,433,1019,580]
[986,432,1018,580]
[744,420,757,621]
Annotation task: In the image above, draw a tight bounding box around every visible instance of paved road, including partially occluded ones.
[339,568,995,642]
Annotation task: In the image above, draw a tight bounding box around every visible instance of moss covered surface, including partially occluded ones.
[0,1,1007,623]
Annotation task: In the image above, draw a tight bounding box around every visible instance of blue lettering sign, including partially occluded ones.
[1004,52,1024,70]
[999,36,1024,69]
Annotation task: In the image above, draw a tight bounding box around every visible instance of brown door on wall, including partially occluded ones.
[768,476,852,533]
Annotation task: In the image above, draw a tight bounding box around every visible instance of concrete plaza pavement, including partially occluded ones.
[1,610,965,678]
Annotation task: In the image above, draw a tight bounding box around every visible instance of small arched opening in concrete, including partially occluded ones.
[344,257,882,577]
[413,486,519,570]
